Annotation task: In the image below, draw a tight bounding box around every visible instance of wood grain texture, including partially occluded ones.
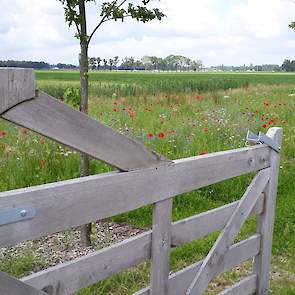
[0,271,47,295]
[134,235,261,295]
[253,127,283,295]
[171,194,264,246]
[186,169,270,295]
[22,198,264,294]
[22,231,151,295]
[150,199,172,295]
[0,145,270,247]
[2,91,169,171]
[0,68,35,114]
[218,275,257,295]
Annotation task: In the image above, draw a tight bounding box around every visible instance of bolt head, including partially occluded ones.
[20,210,27,217]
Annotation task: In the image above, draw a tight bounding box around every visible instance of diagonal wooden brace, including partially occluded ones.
[0,271,48,295]
[185,168,270,295]
[0,68,171,171]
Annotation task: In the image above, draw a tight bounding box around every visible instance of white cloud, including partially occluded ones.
[0,0,294,65]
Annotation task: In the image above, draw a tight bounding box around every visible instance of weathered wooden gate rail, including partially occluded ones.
[0,68,283,295]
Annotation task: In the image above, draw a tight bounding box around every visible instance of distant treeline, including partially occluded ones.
[210,60,295,72]
[88,55,203,71]
[1,57,295,72]
[0,60,77,70]
[282,59,295,72]
[0,60,51,69]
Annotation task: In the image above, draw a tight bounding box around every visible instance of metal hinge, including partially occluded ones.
[246,130,281,153]
[0,207,36,226]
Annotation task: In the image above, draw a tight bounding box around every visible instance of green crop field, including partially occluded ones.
[0,71,294,294]
[36,70,295,98]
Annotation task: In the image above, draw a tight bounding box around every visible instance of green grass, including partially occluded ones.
[0,71,294,294]
[36,70,295,97]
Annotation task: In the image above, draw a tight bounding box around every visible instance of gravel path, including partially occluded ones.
[0,221,145,274]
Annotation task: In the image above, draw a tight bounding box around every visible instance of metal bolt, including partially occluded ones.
[20,210,27,218]
[248,158,254,166]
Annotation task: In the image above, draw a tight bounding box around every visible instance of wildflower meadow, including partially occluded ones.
[0,71,294,294]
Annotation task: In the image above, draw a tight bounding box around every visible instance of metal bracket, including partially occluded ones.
[246,130,281,153]
[0,207,36,226]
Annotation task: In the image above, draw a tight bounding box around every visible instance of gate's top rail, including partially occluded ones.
[0,143,270,248]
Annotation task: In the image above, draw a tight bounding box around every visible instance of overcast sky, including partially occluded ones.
[0,0,294,66]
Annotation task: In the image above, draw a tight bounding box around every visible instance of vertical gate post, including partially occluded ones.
[253,127,283,294]
[0,68,35,114]
[150,198,173,295]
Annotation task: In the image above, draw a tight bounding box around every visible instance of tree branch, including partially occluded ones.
[74,21,81,37]
[87,0,128,45]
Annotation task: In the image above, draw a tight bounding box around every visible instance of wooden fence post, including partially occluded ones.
[150,198,173,295]
[0,68,35,114]
[253,127,283,295]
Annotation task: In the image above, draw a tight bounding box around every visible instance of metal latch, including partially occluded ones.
[0,207,36,226]
[246,130,281,153]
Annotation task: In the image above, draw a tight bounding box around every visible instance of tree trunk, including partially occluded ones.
[79,0,91,247]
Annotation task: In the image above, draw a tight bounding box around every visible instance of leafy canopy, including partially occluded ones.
[59,0,165,44]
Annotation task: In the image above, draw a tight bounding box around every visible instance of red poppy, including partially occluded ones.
[0,131,7,138]
[147,133,154,139]
[113,108,118,112]
[39,138,45,145]
[158,132,165,138]
[268,119,274,125]
[128,109,136,119]
[113,101,118,106]
[262,124,267,128]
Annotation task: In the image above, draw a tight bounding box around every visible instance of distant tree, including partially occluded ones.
[89,57,97,70]
[109,58,114,70]
[59,0,165,247]
[96,57,102,70]
[113,56,119,69]
[191,59,203,72]
[121,56,136,70]
[141,55,152,70]
[103,58,108,70]
[282,59,295,71]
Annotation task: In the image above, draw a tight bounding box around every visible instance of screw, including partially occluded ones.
[248,158,254,166]
[20,210,27,218]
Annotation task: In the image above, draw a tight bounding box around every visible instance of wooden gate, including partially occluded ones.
[0,68,283,295]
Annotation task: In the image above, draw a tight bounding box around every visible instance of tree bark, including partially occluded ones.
[79,0,91,247]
